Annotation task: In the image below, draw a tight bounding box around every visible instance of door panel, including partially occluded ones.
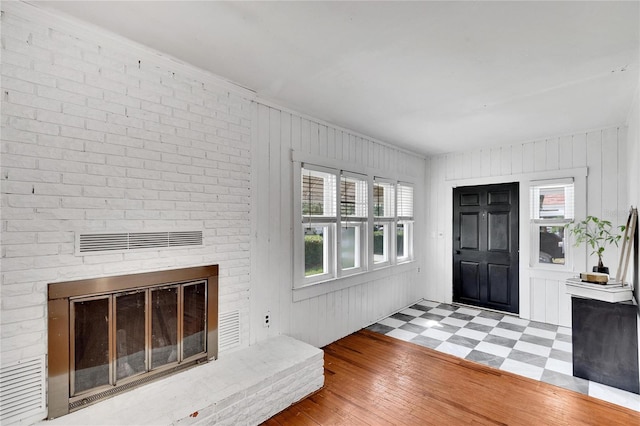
[460,213,479,249]
[460,261,480,301]
[453,183,519,313]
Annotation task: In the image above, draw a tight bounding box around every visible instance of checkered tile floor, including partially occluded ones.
[366,299,640,412]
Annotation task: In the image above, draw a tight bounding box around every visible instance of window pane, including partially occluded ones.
[539,226,566,265]
[302,168,336,217]
[305,225,327,276]
[397,184,414,218]
[183,282,206,359]
[397,223,405,258]
[115,292,146,381]
[531,182,574,220]
[374,181,395,217]
[151,288,178,369]
[341,175,367,218]
[374,223,389,263]
[73,298,110,394]
[341,225,360,269]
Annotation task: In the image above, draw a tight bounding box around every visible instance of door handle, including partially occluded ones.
[456,250,461,254]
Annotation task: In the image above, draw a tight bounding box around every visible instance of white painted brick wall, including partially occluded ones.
[0,4,253,376]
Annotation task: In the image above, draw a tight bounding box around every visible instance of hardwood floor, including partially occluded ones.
[264,329,640,425]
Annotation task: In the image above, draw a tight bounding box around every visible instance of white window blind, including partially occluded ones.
[340,173,368,220]
[302,166,336,218]
[373,179,395,218]
[397,183,414,219]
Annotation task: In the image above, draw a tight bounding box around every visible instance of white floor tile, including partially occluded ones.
[409,317,442,328]
[456,307,482,316]
[557,326,572,336]
[490,327,522,340]
[514,340,552,357]
[379,317,406,328]
[500,358,544,381]
[589,382,640,412]
[471,316,500,327]
[545,358,573,376]
[386,328,418,342]
[400,307,427,317]
[440,316,469,328]
[421,327,453,341]
[436,341,473,358]
[552,340,572,353]
[429,307,454,317]
[523,326,557,340]
[417,300,440,308]
[475,341,512,358]
[501,315,530,326]
[456,327,488,341]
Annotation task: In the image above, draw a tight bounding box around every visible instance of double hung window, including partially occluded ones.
[530,179,574,267]
[396,183,414,263]
[297,162,415,286]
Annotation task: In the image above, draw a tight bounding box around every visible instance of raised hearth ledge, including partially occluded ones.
[39,335,324,425]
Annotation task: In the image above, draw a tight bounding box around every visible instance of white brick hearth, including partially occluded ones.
[38,336,324,426]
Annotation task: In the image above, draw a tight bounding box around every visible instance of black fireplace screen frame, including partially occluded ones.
[47,265,218,419]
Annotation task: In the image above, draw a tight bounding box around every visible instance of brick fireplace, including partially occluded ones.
[47,265,218,419]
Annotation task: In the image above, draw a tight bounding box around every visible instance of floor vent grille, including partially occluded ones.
[219,310,241,351]
[0,356,46,425]
[77,231,203,254]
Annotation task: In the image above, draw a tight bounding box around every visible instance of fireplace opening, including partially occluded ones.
[47,265,218,419]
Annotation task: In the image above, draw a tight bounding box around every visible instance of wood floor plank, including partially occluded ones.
[264,330,640,425]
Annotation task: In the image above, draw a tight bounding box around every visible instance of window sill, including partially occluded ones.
[292,261,418,302]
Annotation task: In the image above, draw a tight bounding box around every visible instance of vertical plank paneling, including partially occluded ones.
[522,142,535,173]
[490,147,501,176]
[601,127,619,270]
[572,133,587,168]
[500,146,512,176]
[310,121,319,156]
[471,149,482,177]
[546,138,559,170]
[558,135,573,169]
[480,148,491,177]
[544,280,559,325]
[301,118,310,153]
[327,127,336,160]
[530,278,546,322]
[511,143,523,175]
[291,115,301,152]
[533,140,546,172]
[318,124,328,159]
[462,151,473,179]
[279,112,293,336]
[268,108,282,338]
[617,127,628,228]
[586,130,602,220]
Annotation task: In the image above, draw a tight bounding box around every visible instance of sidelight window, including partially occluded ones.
[530,179,574,267]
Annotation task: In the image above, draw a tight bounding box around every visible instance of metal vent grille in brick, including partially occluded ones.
[77,231,203,255]
[0,356,46,424]
[219,310,241,351]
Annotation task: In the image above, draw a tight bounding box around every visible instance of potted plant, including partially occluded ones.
[566,216,625,275]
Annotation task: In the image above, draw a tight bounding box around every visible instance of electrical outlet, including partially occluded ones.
[264,311,270,328]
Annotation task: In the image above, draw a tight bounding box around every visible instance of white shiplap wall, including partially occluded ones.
[425,127,629,327]
[251,103,426,347]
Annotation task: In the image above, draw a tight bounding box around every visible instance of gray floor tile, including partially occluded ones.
[508,349,548,368]
[420,312,446,321]
[410,334,443,350]
[496,322,526,333]
[367,323,394,334]
[528,321,558,332]
[483,334,517,348]
[466,350,505,369]
[520,333,554,348]
[400,322,427,334]
[556,333,572,343]
[466,322,493,333]
[450,312,474,321]
[478,310,504,321]
[447,334,480,349]
[391,312,414,322]
[437,303,458,312]
[549,348,573,363]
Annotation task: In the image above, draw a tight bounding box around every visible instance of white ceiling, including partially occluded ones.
[31,1,640,156]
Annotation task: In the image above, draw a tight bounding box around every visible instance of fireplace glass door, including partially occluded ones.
[70,280,207,400]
